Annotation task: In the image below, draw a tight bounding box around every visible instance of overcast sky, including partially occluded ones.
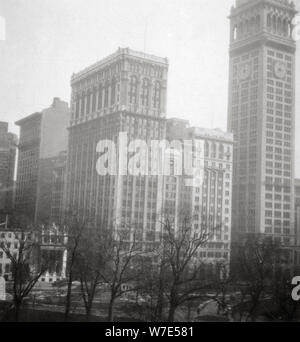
[0,0,300,174]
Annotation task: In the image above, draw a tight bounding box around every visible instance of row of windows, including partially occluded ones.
[74,77,162,119]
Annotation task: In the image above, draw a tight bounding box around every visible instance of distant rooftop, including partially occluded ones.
[72,47,169,83]
[189,127,234,142]
[15,98,68,126]
[234,0,296,9]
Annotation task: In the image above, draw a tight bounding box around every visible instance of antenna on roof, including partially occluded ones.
[144,20,148,54]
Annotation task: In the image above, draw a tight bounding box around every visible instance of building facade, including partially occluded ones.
[227,0,297,244]
[295,179,300,246]
[0,227,67,282]
[0,122,17,215]
[15,98,69,223]
[50,151,67,225]
[66,48,168,248]
[163,119,234,268]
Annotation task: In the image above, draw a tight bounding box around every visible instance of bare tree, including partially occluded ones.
[231,236,281,322]
[159,215,217,322]
[99,226,143,322]
[0,230,48,321]
[63,210,86,321]
[75,229,105,321]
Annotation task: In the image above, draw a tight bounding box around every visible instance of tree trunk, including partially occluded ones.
[65,271,73,321]
[14,299,21,322]
[168,303,176,322]
[85,306,92,322]
[108,296,115,322]
[168,287,177,322]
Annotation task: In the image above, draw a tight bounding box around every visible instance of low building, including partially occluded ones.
[0,225,67,283]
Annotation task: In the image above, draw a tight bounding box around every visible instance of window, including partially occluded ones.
[111,78,117,106]
[97,85,103,110]
[153,81,161,109]
[141,78,150,106]
[104,82,109,107]
[129,76,138,105]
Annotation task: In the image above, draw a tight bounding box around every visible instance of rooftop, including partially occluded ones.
[189,127,234,142]
[234,0,296,10]
[71,47,169,83]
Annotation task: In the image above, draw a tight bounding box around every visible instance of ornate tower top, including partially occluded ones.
[229,0,298,53]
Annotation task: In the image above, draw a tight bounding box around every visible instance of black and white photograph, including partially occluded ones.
[0,0,300,327]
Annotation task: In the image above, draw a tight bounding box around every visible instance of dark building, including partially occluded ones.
[0,122,17,216]
[15,98,69,223]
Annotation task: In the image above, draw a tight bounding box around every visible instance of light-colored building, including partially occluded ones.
[163,119,234,268]
[0,122,17,215]
[66,48,168,248]
[15,98,69,224]
[227,0,297,246]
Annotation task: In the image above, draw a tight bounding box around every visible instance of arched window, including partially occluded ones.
[153,81,161,109]
[267,14,271,30]
[141,78,150,107]
[205,141,209,157]
[245,20,249,34]
[81,93,85,117]
[97,85,103,110]
[129,76,138,105]
[278,17,282,35]
[288,21,292,37]
[75,95,80,119]
[211,143,217,158]
[111,78,116,106]
[219,144,224,159]
[272,15,277,33]
[92,87,97,112]
[86,90,91,115]
[233,25,237,41]
[256,15,260,31]
[283,19,288,36]
[104,82,109,107]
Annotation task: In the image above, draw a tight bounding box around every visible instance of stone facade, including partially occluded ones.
[66,48,168,248]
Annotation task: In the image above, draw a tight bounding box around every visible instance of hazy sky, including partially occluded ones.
[0,0,300,174]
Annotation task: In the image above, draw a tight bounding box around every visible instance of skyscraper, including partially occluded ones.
[227,0,297,244]
[164,119,234,269]
[0,122,17,215]
[15,98,69,223]
[66,48,168,247]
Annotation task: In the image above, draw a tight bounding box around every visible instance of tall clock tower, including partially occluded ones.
[227,0,298,244]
